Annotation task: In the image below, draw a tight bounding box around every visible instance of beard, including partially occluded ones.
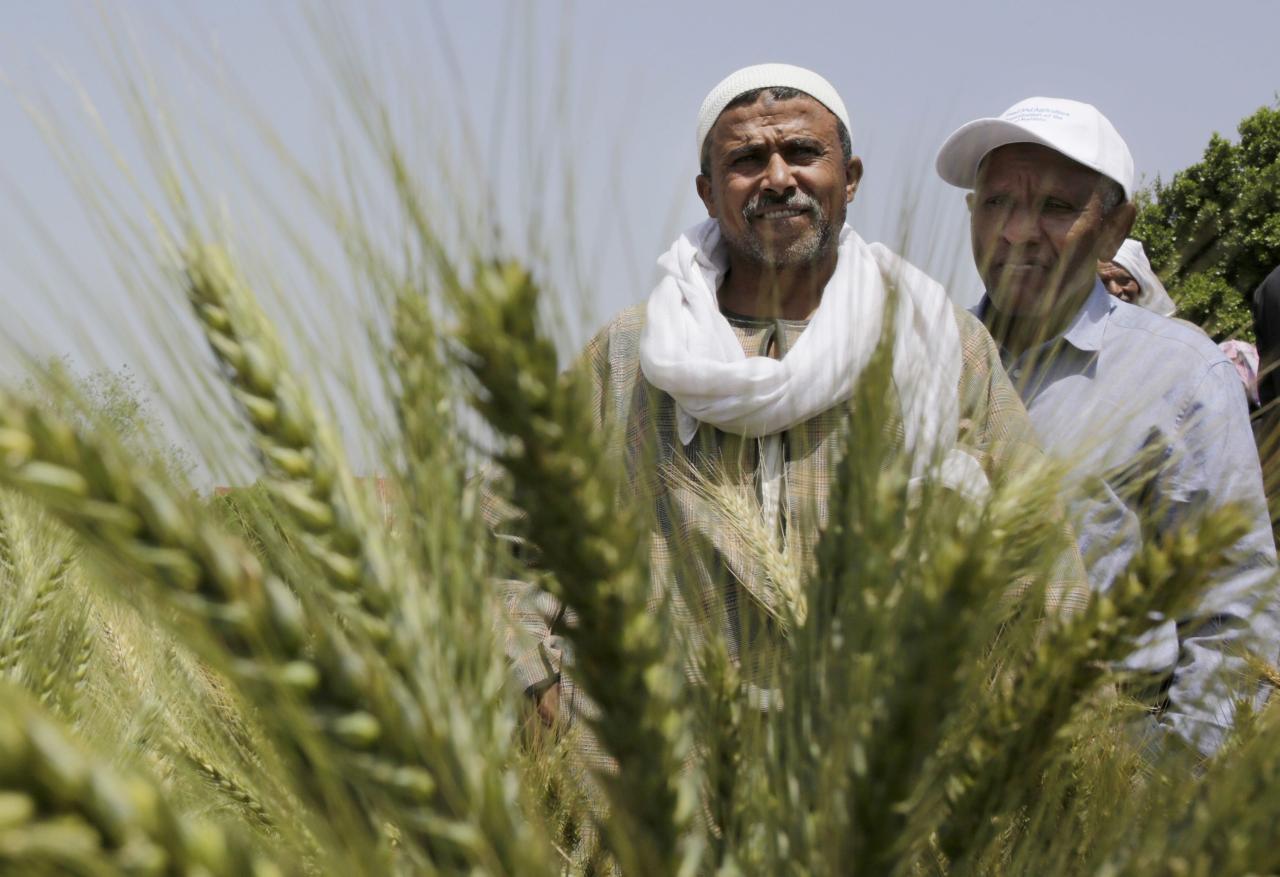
[722,190,838,268]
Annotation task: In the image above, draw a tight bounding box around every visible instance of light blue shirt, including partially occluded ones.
[976,282,1278,757]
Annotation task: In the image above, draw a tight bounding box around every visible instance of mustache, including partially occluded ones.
[742,191,820,220]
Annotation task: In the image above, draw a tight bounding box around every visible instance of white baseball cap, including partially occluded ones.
[935,97,1134,200]
[696,63,851,158]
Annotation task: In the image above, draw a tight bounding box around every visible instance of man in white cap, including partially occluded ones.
[937,97,1278,760]
[509,67,1088,729]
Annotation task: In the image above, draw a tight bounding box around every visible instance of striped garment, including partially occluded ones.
[494,301,1089,730]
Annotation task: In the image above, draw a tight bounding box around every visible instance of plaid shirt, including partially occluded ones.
[499,302,1089,710]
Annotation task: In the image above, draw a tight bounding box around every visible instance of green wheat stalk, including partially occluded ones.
[456,260,702,876]
[183,244,398,647]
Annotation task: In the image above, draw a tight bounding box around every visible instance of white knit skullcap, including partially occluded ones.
[696,63,851,157]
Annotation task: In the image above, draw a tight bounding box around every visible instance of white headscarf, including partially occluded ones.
[1111,239,1176,317]
[637,219,988,499]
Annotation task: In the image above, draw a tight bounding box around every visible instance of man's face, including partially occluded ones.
[696,94,861,268]
[969,143,1133,318]
[1098,261,1140,304]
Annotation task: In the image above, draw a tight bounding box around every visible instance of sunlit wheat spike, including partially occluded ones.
[0,551,74,678]
[179,741,276,832]
[1249,656,1280,691]
[35,607,89,715]
[0,499,16,582]
[663,459,804,629]
[390,283,457,473]
[387,280,480,590]
[182,244,396,639]
[387,286,560,874]
[456,261,700,876]
[0,681,290,876]
[66,620,95,734]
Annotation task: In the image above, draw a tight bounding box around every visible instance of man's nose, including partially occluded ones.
[762,153,796,193]
[1001,205,1042,246]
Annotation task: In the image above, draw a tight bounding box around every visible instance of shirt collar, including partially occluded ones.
[1059,280,1115,353]
[972,279,1115,355]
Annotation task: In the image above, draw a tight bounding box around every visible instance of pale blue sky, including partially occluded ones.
[0,1,1277,475]
[4,1,1278,338]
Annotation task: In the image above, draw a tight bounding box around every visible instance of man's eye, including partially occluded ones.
[983,195,1010,208]
[1042,199,1075,212]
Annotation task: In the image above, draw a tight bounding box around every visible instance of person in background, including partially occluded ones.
[1254,265,1280,411]
[1252,265,1280,545]
[1100,239,1261,407]
[936,96,1278,762]
[1098,238,1176,316]
[1221,339,1261,409]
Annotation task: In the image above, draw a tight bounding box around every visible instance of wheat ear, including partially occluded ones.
[183,245,397,646]
[185,245,554,874]
[0,551,74,678]
[456,261,700,876]
[663,459,805,629]
[0,681,288,875]
[926,505,1252,868]
[0,498,16,582]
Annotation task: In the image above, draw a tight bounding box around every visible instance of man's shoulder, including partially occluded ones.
[581,303,647,366]
[588,303,647,345]
[953,300,988,337]
[1104,301,1228,374]
[951,300,1003,371]
[573,303,647,391]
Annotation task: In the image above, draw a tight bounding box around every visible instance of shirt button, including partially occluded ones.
[1010,367,1022,380]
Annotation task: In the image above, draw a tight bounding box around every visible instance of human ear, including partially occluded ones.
[965,192,975,213]
[696,174,718,219]
[845,156,864,202]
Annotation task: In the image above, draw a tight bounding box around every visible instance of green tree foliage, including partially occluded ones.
[1132,99,1280,340]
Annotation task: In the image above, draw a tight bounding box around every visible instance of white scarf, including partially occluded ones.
[639,219,987,499]
[1111,238,1176,317]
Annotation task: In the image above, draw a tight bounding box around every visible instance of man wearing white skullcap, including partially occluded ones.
[938,97,1278,762]
[505,67,1088,736]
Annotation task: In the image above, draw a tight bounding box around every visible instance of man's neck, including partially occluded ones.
[716,250,838,321]
[983,282,1094,358]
